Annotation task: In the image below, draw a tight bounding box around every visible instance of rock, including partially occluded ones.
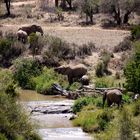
[31,104,72,114]
[69,114,77,120]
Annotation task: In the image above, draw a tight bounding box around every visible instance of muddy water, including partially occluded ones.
[20,90,92,140]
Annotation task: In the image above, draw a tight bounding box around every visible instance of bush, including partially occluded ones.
[0,92,41,140]
[69,82,81,91]
[95,77,114,88]
[13,58,42,89]
[33,68,68,94]
[0,69,17,97]
[133,100,140,116]
[73,97,96,113]
[131,25,140,40]
[0,38,25,67]
[119,107,134,140]
[95,61,104,77]
[124,42,140,93]
[97,109,113,131]
[113,38,132,53]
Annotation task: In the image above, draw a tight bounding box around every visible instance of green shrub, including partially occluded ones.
[0,92,41,140]
[119,107,134,140]
[133,100,140,116]
[95,62,104,77]
[69,82,81,91]
[34,68,68,94]
[124,42,140,93]
[131,25,140,40]
[0,38,24,67]
[122,94,131,104]
[0,69,17,97]
[73,97,96,113]
[97,109,113,131]
[95,77,114,88]
[13,58,42,89]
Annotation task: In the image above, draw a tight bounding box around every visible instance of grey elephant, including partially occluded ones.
[103,89,122,107]
[18,24,44,36]
[54,64,87,85]
[17,30,28,43]
[80,75,90,85]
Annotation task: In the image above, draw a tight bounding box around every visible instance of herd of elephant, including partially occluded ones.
[16,24,139,108]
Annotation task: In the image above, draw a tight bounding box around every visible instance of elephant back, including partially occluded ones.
[107,89,122,103]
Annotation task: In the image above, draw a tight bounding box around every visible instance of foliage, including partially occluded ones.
[73,107,113,133]
[33,68,68,94]
[0,38,24,67]
[76,0,99,24]
[95,77,114,88]
[96,50,112,77]
[133,100,140,116]
[13,58,42,89]
[69,82,81,91]
[113,38,132,53]
[95,61,104,77]
[122,94,131,104]
[0,92,41,140]
[124,41,140,93]
[119,107,134,140]
[131,25,140,40]
[0,69,17,97]
[73,97,102,113]
[100,0,140,25]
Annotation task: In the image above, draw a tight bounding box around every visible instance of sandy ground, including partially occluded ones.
[0,0,131,71]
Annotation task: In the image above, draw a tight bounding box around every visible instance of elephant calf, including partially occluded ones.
[103,89,122,108]
[54,64,87,85]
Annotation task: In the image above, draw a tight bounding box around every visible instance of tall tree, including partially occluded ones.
[4,0,11,16]
[100,0,140,25]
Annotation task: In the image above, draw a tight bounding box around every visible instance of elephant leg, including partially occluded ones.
[107,98,112,107]
[68,75,73,85]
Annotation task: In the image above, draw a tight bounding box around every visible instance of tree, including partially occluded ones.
[4,0,11,16]
[124,42,140,94]
[100,0,140,25]
[77,0,99,24]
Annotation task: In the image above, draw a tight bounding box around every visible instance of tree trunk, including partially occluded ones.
[113,11,121,25]
[55,0,59,7]
[61,0,66,9]
[4,0,11,16]
[86,14,88,24]
[123,11,131,24]
[89,11,93,24]
[66,0,72,9]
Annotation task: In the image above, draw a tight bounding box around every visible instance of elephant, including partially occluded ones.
[54,64,87,85]
[103,89,122,107]
[80,75,90,86]
[17,30,28,43]
[18,24,44,36]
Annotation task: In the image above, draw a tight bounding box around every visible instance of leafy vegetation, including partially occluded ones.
[0,92,41,140]
[124,42,140,93]
[73,97,102,113]
[13,58,42,89]
[131,25,140,40]
[33,68,68,94]
[0,38,24,67]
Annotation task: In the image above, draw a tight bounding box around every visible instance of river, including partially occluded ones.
[19,90,92,140]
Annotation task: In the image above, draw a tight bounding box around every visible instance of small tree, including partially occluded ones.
[77,0,99,24]
[100,0,140,25]
[124,42,140,94]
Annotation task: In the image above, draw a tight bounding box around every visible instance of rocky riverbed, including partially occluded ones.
[20,91,92,140]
